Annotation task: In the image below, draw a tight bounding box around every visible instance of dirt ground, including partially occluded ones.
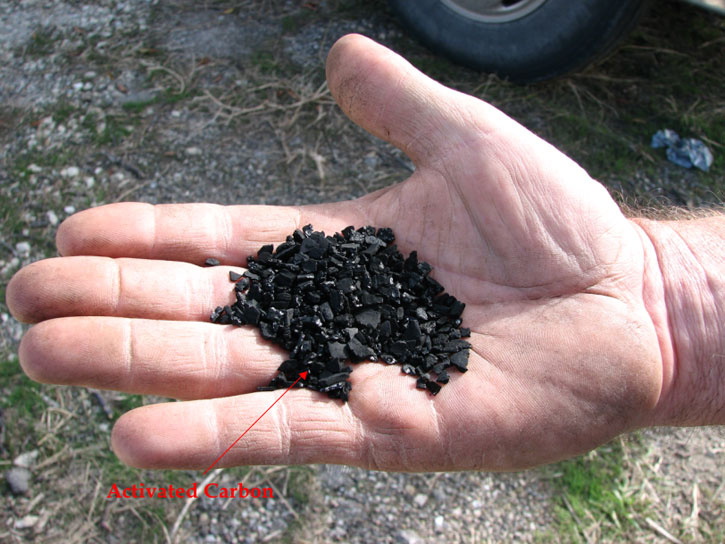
[1,1,723,542]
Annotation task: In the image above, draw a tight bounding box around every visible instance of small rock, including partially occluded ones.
[398,529,424,544]
[72,81,84,91]
[61,166,80,178]
[14,450,39,469]
[84,176,95,188]
[413,493,427,507]
[404,484,416,495]
[185,146,202,156]
[64,205,76,214]
[15,241,30,256]
[433,487,447,502]
[27,163,43,173]
[46,210,59,226]
[5,467,31,495]
[434,515,445,532]
[110,172,126,184]
[14,514,39,530]
[364,151,379,169]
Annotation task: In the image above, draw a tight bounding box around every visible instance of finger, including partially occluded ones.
[18,317,285,399]
[110,370,443,470]
[111,391,363,469]
[325,34,509,167]
[7,256,237,323]
[56,202,369,262]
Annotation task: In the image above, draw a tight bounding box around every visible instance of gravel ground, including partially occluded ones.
[1,1,723,542]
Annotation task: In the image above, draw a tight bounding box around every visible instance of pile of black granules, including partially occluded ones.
[210,225,470,402]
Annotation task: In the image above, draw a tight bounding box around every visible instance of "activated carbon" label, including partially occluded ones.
[107,482,273,499]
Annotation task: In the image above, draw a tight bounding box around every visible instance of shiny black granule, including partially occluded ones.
[210,225,470,402]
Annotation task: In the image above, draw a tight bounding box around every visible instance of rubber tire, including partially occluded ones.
[389,0,651,83]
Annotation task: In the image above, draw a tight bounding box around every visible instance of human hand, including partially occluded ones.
[7,35,676,471]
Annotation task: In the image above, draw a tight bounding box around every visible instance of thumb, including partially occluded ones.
[326,34,507,168]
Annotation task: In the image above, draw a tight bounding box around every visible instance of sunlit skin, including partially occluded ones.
[9,34,703,472]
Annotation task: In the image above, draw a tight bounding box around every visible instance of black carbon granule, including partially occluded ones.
[210,225,470,402]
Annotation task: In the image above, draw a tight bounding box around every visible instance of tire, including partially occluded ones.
[389,0,651,83]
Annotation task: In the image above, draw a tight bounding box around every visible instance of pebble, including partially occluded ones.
[110,172,126,184]
[434,515,445,532]
[413,493,428,507]
[27,163,43,173]
[61,166,80,178]
[64,205,76,214]
[398,529,424,544]
[14,515,39,530]
[47,210,59,226]
[5,467,32,495]
[185,146,202,156]
[14,450,39,469]
[15,241,30,256]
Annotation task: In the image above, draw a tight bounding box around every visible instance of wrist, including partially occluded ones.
[632,215,725,426]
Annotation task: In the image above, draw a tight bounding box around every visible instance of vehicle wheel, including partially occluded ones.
[389,0,651,82]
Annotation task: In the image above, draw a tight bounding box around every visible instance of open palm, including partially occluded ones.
[8,35,664,471]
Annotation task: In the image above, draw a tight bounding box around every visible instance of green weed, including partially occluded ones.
[287,466,315,505]
[550,438,648,542]
[52,101,76,124]
[115,393,145,417]
[251,49,279,75]
[26,26,58,57]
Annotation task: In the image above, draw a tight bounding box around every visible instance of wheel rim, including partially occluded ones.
[440,0,548,23]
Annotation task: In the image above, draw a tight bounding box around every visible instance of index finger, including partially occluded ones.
[56,201,371,263]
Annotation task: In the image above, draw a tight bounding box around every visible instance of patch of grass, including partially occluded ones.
[82,112,134,146]
[286,466,315,505]
[52,101,76,124]
[26,26,58,57]
[161,87,198,105]
[0,188,24,239]
[281,12,311,34]
[0,106,23,139]
[121,97,159,113]
[11,148,76,177]
[0,359,45,453]
[115,393,145,417]
[549,438,649,542]
[250,49,280,75]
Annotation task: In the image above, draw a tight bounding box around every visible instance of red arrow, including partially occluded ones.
[203,371,308,474]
